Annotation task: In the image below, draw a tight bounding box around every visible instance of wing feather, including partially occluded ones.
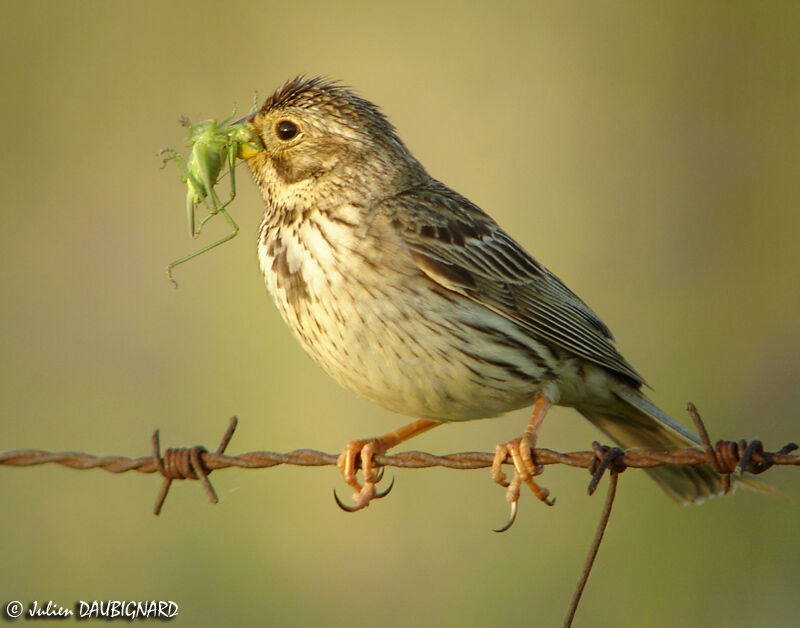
[381,182,645,386]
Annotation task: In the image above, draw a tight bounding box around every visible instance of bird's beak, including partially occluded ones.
[230,117,264,159]
[237,141,262,159]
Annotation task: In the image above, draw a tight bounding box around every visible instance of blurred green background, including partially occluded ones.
[1,1,798,626]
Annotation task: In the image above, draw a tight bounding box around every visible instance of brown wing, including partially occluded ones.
[381,181,645,386]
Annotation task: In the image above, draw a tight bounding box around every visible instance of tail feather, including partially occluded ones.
[577,388,777,504]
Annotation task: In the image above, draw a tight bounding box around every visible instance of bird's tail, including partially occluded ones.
[576,388,777,504]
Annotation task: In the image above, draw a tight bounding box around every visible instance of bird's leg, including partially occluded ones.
[492,395,554,530]
[336,419,440,512]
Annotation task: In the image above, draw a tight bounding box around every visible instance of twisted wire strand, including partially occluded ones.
[4,440,797,474]
[1,406,797,515]
[4,407,795,628]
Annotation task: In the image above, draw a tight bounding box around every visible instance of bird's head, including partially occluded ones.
[239,76,426,209]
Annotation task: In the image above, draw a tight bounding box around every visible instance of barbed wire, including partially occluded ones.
[1,403,797,628]
[1,404,797,515]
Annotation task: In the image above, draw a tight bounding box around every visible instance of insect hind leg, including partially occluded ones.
[166,208,239,287]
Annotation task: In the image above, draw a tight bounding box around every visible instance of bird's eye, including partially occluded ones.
[276,120,299,140]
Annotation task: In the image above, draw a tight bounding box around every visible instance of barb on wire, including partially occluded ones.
[1,406,797,516]
[151,415,239,515]
[1,405,797,628]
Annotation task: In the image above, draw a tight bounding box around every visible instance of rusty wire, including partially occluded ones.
[564,463,620,628]
[1,404,797,515]
[1,404,797,627]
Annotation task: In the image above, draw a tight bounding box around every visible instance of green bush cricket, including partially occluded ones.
[160,109,263,286]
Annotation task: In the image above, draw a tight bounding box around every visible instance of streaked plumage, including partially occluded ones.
[241,76,751,508]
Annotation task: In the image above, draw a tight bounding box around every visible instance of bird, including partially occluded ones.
[236,76,764,525]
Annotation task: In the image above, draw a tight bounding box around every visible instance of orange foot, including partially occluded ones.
[491,395,555,532]
[334,419,440,512]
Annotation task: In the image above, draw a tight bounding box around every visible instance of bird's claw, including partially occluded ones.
[335,437,394,512]
[494,498,519,533]
[491,436,555,531]
[333,477,395,512]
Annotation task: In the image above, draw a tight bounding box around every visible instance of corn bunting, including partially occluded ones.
[237,77,764,523]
